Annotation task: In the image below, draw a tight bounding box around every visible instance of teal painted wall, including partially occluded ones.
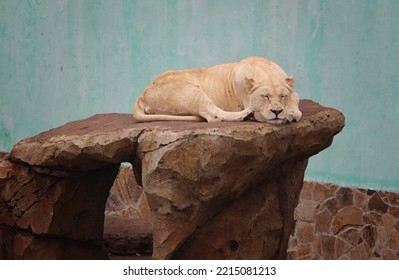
[1,0,398,191]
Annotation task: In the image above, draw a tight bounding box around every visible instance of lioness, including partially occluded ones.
[133,56,302,124]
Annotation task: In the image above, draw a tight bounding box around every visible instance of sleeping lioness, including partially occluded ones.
[133,56,302,124]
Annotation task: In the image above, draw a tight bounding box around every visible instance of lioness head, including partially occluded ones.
[247,76,302,124]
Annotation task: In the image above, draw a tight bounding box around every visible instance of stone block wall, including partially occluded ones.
[287,182,399,260]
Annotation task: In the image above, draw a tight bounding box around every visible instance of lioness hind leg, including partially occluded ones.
[133,94,204,122]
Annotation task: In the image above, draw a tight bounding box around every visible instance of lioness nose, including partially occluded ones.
[270,109,283,117]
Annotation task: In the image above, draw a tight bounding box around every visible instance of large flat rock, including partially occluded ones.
[9,100,341,172]
[1,99,344,259]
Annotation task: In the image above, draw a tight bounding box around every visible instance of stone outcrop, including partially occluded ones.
[288,182,399,259]
[104,164,152,257]
[0,151,7,160]
[0,100,344,259]
[105,164,151,221]
[0,159,118,259]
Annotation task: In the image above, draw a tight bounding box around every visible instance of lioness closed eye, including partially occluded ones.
[133,56,302,124]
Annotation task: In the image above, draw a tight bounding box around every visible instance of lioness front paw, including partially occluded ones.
[293,109,302,121]
[239,108,253,121]
[287,109,302,122]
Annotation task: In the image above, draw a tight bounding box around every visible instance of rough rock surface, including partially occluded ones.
[104,164,152,256]
[105,164,151,221]
[0,159,118,259]
[136,101,344,259]
[103,215,152,256]
[0,100,344,259]
[288,182,399,260]
[0,151,7,160]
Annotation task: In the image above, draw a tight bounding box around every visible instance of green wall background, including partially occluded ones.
[1,0,398,191]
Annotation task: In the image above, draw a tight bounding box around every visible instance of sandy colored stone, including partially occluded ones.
[334,237,353,259]
[295,221,314,243]
[335,187,354,208]
[354,189,369,209]
[363,211,384,226]
[286,251,298,260]
[361,224,377,249]
[106,165,142,211]
[379,191,399,205]
[338,227,361,246]
[296,243,312,260]
[349,242,370,260]
[388,229,399,249]
[313,234,322,259]
[299,182,313,200]
[382,213,396,233]
[376,225,388,248]
[388,206,399,218]
[314,234,336,259]
[313,182,333,202]
[287,236,297,250]
[319,197,339,215]
[295,200,319,223]
[138,193,151,221]
[369,192,389,213]
[105,164,151,222]
[314,208,333,233]
[0,151,8,159]
[331,206,363,234]
[382,249,398,260]
[0,160,13,185]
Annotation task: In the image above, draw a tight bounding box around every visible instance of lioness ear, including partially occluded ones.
[245,77,258,91]
[285,76,294,88]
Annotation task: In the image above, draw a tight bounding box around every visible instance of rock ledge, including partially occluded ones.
[0,100,344,259]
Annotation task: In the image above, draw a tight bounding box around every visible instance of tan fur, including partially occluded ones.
[133,56,302,124]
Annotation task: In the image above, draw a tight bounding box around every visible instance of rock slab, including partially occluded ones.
[0,100,344,259]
